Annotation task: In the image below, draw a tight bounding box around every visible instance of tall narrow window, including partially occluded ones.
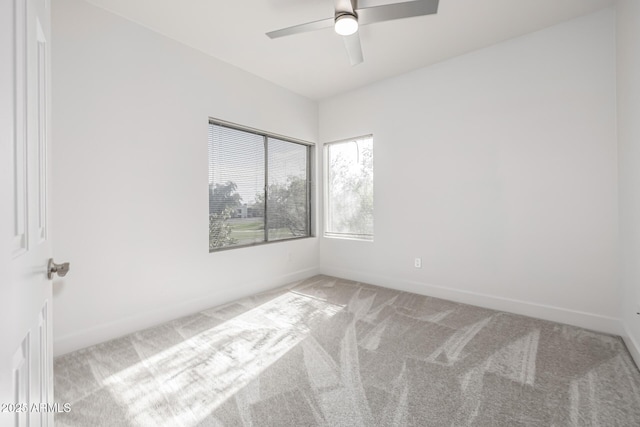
[208,121,311,251]
[325,136,374,240]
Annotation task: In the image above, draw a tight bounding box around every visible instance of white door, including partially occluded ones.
[1,0,54,426]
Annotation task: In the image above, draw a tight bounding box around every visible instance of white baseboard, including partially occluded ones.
[320,266,623,336]
[622,323,640,370]
[53,267,320,357]
[56,266,624,357]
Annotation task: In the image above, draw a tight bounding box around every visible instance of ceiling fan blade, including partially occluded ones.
[356,0,439,26]
[266,17,334,39]
[342,33,364,66]
[334,0,356,14]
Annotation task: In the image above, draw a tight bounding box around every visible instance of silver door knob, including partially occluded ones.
[47,258,70,279]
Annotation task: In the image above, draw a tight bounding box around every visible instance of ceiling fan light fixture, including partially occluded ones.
[335,14,358,36]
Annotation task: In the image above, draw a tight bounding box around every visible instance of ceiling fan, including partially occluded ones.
[266,0,440,66]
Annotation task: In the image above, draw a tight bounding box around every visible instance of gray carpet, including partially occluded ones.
[54,275,640,426]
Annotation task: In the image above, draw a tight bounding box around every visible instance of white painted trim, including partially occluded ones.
[320,267,623,335]
[53,267,320,357]
[622,323,640,370]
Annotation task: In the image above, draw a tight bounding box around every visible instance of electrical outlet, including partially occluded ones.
[414,258,422,268]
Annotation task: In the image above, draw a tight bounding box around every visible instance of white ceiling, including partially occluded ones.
[84,0,616,100]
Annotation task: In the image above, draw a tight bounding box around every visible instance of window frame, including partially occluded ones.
[208,118,314,252]
[323,135,374,242]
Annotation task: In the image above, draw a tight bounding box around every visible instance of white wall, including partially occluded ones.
[319,9,620,333]
[617,0,640,365]
[51,0,319,355]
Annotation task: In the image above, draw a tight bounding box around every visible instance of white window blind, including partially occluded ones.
[325,136,374,240]
[208,121,311,251]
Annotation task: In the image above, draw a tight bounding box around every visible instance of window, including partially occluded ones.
[324,136,373,240]
[208,120,312,251]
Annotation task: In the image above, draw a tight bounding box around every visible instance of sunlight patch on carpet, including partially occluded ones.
[100,291,343,426]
